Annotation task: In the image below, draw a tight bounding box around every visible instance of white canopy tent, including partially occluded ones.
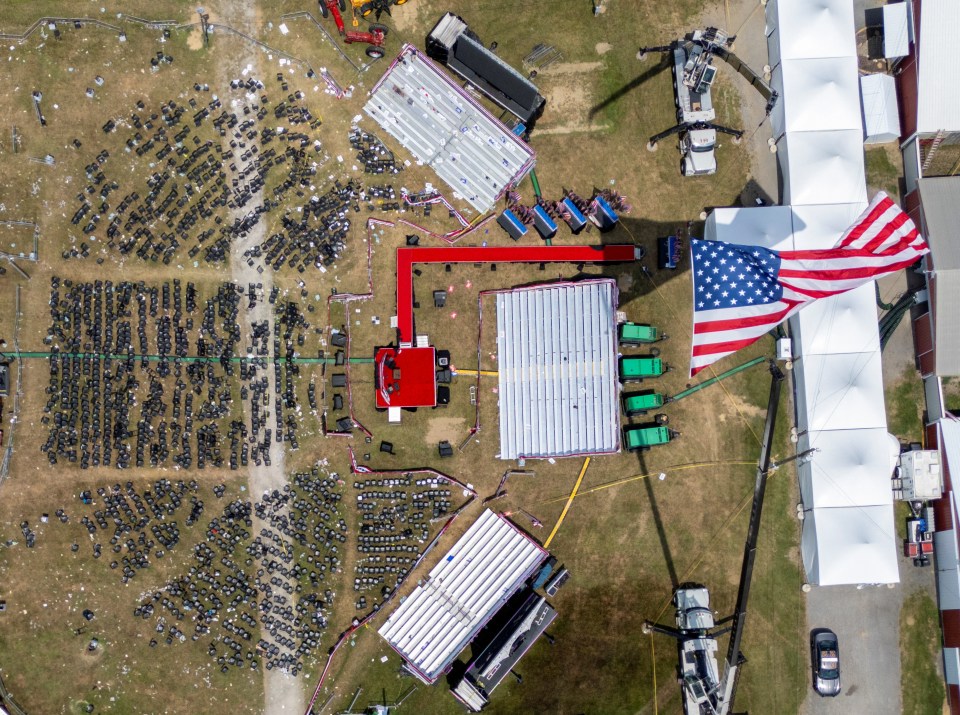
[798,428,898,508]
[801,504,899,585]
[794,351,887,433]
[771,57,862,136]
[791,284,880,356]
[765,0,857,67]
[789,202,867,249]
[777,129,868,206]
[860,73,901,144]
[703,206,794,250]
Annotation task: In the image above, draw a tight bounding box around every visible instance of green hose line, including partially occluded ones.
[10,351,375,364]
[670,356,768,402]
[530,168,542,199]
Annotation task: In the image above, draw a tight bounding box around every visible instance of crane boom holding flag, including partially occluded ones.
[689,192,928,376]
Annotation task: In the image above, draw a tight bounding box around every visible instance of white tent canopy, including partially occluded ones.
[704,206,794,250]
[792,284,881,356]
[794,351,887,433]
[801,504,899,585]
[789,202,866,249]
[771,57,862,135]
[798,428,898,508]
[777,130,867,206]
[861,73,901,144]
[766,0,857,66]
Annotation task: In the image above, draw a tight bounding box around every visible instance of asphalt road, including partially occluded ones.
[802,582,903,715]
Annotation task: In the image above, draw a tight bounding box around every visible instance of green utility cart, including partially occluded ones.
[623,419,679,452]
[621,390,665,416]
[619,355,669,382]
[619,322,667,345]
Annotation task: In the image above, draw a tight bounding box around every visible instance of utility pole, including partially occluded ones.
[197,8,211,47]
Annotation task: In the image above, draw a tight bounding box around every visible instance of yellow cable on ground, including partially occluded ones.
[455,368,499,377]
[543,457,590,548]
[538,460,755,505]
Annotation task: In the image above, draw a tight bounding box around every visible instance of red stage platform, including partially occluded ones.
[395,244,637,343]
[375,346,437,409]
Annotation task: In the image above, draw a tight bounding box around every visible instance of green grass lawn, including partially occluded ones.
[886,367,926,444]
[865,146,902,201]
[0,0,807,713]
[900,589,945,715]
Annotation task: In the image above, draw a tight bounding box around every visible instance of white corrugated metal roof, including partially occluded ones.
[495,280,619,461]
[364,45,534,213]
[917,0,960,133]
[861,73,901,144]
[882,2,910,59]
[378,510,547,682]
[918,177,960,375]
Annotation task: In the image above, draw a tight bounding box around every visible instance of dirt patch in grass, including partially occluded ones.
[424,416,467,445]
[186,26,204,50]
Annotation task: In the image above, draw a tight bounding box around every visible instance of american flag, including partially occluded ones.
[690,192,928,376]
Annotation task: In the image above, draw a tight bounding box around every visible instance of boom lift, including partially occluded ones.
[640,28,777,177]
[643,362,785,714]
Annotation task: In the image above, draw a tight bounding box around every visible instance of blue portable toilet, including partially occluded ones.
[592,195,619,231]
[532,205,558,239]
[497,209,527,241]
[561,197,587,233]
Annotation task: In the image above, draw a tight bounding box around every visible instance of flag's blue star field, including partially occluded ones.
[690,239,783,312]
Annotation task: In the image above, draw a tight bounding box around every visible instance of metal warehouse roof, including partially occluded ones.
[378,509,547,683]
[364,45,535,213]
[917,0,960,134]
[918,177,960,375]
[496,279,619,460]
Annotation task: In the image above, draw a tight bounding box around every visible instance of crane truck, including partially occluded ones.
[641,28,777,177]
[643,362,786,715]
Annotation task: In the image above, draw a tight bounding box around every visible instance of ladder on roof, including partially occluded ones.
[922,129,946,172]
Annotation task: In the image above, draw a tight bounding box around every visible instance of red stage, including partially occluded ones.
[374,243,637,411]
[374,346,437,409]
[395,244,637,343]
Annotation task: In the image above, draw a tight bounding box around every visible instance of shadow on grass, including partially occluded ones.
[588,56,671,120]
[633,442,680,590]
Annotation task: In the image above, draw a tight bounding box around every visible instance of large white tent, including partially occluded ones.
[791,284,880,356]
[789,202,866,248]
[801,504,899,585]
[704,206,794,250]
[798,428,898,508]
[771,57,862,135]
[777,130,867,206]
[765,0,856,66]
[747,0,900,586]
[794,351,887,433]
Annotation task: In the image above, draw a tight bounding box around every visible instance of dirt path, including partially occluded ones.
[215,2,302,714]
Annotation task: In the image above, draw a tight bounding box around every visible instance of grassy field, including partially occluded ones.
[0,1,807,714]
[886,367,926,444]
[900,589,946,715]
